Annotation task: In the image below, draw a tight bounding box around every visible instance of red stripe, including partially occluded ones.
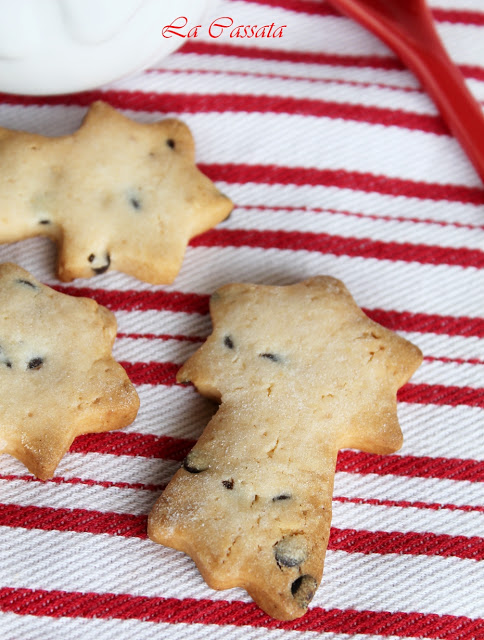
[201,163,484,205]
[121,361,181,386]
[0,587,482,638]
[52,286,209,315]
[432,8,484,26]
[191,227,484,269]
[103,92,449,135]
[399,382,484,408]
[0,504,147,539]
[0,89,450,135]
[67,430,484,483]
[364,308,484,339]
[2,503,482,561]
[69,431,194,460]
[329,527,484,560]
[51,285,484,340]
[338,451,484,483]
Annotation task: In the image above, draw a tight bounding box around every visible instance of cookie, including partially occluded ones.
[0,262,139,480]
[148,276,423,620]
[0,100,232,283]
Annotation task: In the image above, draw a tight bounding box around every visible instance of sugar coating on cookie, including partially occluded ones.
[0,262,140,479]
[0,101,232,283]
[148,276,423,620]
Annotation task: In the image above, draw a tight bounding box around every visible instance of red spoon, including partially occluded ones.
[327,0,484,184]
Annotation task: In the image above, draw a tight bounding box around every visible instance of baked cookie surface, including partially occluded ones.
[0,101,232,283]
[148,276,423,620]
[0,263,140,479]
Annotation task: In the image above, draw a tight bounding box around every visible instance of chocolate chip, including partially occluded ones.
[224,335,234,349]
[129,195,142,210]
[291,575,318,609]
[0,346,11,368]
[27,357,43,370]
[183,450,209,474]
[273,493,291,501]
[39,219,51,225]
[88,253,111,275]
[166,138,175,149]
[16,279,37,289]
[274,536,307,568]
[259,353,280,362]
[222,479,234,489]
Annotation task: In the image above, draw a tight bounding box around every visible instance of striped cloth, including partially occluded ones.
[1,1,483,638]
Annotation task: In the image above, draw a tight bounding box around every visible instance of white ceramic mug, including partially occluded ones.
[0,0,210,95]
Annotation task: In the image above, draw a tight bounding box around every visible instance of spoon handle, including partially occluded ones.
[330,0,484,184]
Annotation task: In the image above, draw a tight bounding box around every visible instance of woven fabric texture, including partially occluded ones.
[0,1,483,639]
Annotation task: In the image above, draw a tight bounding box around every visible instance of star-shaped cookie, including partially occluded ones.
[148,276,423,620]
[0,263,140,479]
[0,101,232,283]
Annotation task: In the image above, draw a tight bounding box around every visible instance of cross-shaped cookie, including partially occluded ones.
[148,276,422,620]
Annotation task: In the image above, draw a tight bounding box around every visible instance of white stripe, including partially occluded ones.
[164,50,422,90]
[175,247,484,319]
[113,336,198,365]
[429,0,484,10]
[36,245,484,318]
[410,358,484,388]
[398,402,484,460]
[437,21,484,66]
[158,112,482,187]
[224,205,484,250]
[0,452,180,489]
[402,332,484,366]
[116,309,212,339]
[2,445,481,511]
[124,385,216,438]
[227,181,484,229]
[331,498,484,538]
[1,527,482,618]
[335,471,484,510]
[0,479,159,516]
[1,475,480,539]
[111,67,439,115]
